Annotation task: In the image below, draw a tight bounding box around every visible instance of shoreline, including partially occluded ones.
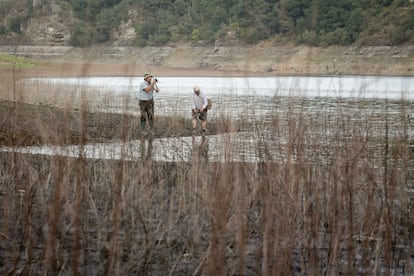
[7,63,269,79]
[1,44,413,78]
[8,62,414,80]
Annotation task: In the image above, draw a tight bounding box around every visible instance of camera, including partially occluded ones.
[150,76,158,83]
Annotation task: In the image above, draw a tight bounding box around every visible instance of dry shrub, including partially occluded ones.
[0,73,413,275]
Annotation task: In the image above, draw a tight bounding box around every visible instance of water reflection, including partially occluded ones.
[192,136,209,163]
[0,132,277,163]
[140,136,153,161]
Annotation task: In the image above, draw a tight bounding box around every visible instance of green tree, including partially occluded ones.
[286,0,311,27]
[390,6,414,44]
[263,1,281,35]
[9,17,22,33]
[69,21,94,47]
[316,0,359,45]
[344,8,363,43]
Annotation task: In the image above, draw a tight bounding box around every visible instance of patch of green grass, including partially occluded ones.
[0,53,39,69]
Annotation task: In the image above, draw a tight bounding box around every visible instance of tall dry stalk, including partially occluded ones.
[1,69,413,275]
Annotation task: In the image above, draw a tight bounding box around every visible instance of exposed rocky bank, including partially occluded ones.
[1,44,413,77]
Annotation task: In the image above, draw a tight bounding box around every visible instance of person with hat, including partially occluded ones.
[190,85,208,134]
[136,73,160,132]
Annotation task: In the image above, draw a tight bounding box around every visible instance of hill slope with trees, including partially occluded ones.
[0,0,413,47]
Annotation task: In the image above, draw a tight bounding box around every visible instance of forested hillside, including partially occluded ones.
[0,0,413,47]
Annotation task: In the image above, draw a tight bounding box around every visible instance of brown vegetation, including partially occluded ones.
[0,62,413,275]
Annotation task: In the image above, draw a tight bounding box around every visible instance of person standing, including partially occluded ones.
[191,85,208,134]
[137,73,160,131]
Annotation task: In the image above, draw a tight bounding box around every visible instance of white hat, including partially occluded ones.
[193,85,200,92]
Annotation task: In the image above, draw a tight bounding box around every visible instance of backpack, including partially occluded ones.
[197,94,212,110]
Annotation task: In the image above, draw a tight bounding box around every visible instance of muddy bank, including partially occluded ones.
[1,44,413,77]
[0,101,218,147]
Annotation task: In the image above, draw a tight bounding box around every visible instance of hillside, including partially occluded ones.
[0,0,413,48]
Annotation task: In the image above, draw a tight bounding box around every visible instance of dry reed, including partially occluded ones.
[0,69,413,275]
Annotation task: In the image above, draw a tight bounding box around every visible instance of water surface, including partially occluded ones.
[7,75,414,163]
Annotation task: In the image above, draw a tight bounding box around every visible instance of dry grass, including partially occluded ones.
[1,67,413,275]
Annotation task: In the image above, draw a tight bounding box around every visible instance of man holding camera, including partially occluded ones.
[191,85,208,135]
[137,73,160,131]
